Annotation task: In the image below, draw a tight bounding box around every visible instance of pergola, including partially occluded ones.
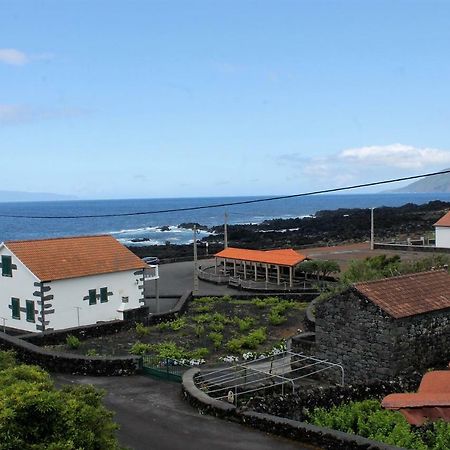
[214,247,308,287]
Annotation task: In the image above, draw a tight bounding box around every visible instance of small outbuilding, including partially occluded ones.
[435,211,450,248]
[0,235,159,332]
[314,270,450,383]
[214,247,307,287]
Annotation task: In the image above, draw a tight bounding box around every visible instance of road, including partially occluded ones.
[53,373,317,450]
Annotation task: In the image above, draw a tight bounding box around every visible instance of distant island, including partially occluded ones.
[0,190,76,202]
[389,169,450,193]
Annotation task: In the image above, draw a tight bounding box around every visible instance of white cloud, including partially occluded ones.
[0,104,89,125]
[0,48,54,66]
[339,144,450,169]
[0,49,29,65]
[279,143,450,188]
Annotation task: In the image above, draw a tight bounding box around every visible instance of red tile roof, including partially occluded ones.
[214,247,307,267]
[5,235,147,282]
[434,211,450,227]
[354,270,450,318]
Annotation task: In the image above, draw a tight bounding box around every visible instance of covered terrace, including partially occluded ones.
[213,247,308,288]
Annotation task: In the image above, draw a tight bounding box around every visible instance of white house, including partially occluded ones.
[434,211,450,249]
[0,235,159,332]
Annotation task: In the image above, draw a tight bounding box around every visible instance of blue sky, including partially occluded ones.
[1,0,450,199]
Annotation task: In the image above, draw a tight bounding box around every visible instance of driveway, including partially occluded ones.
[146,259,241,297]
[53,374,317,450]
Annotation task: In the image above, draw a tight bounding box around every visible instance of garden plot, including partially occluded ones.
[51,296,308,364]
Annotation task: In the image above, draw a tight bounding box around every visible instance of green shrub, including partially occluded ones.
[156,321,170,331]
[0,350,16,370]
[189,347,209,359]
[233,316,255,332]
[209,321,225,332]
[194,324,205,338]
[306,399,450,450]
[192,313,213,324]
[268,309,286,325]
[150,341,187,360]
[193,296,217,304]
[129,341,151,356]
[226,327,267,353]
[135,322,150,337]
[86,349,99,357]
[168,316,187,331]
[66,334,81,349]
[208,332,224,349]
[193,303,213,313]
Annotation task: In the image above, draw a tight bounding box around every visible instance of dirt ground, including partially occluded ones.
[301,242,444,272]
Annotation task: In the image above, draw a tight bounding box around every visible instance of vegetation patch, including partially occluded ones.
[50,295,308,363]
[307,399,450,450]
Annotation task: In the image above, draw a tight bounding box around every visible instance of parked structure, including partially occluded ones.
[312,271,450,383]
[0,235,159,332]
[435,211,450,248]
[214,247,307,287]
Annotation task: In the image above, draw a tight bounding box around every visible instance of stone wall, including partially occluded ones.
[314,288,450,383]
[0,331,140,376]
[182,368,404,450]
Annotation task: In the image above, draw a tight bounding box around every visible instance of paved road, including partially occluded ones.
[53,374,317,450]
[146,259,240,297]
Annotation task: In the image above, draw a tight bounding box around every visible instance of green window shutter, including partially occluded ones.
[2,255,12,277]
[26,300,35,322]
[11,298,20,319]
[89,289,97,305]
[100,287,108,303]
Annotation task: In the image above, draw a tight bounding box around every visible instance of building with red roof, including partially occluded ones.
[0,235,158,332]
[434,210,450,248]
[214,247,307,287]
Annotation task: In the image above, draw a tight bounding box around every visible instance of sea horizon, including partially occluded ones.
[1,192,449,245]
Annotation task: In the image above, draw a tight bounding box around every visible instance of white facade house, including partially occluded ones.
[434,211,450,249]
[0,235,159,332]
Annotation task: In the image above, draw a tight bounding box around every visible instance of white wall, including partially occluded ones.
[45,269,144,330]
[436,227,450,249]
[0,243,145,331]
[0,245,40,333]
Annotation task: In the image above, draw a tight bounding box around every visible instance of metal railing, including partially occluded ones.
[198,351,344,405]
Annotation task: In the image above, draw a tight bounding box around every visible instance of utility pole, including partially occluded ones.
[74,306,82,327]
[224,211,228,249]
[370,207,375,250]
[193,225,199,294]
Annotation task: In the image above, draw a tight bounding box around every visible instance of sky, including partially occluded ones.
[1,0,450,199]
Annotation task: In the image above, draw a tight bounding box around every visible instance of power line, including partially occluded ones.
[1,169,449,220]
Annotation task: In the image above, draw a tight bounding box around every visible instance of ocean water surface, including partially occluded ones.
[0,193,449,245]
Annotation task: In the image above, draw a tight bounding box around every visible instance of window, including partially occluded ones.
[122,296,129,303]
[2,255,12,277]
[26,300,35,322]
[88,289,97,305]
[11,298,20,319]
[100,287,108,303]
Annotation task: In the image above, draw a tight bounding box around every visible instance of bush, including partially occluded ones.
[208,332,223,349]
[226,327,267,353]
[234,316,255,332]
[135,322,150,337]
[129,341,151,356]
[194,324,205,338]
[189,347,209,359]
[307,399,450,449]
[86,349,99,357]
[0,353,121,449]
[66,334,81,349]
[268,309,286,325]
[150,341,187,360]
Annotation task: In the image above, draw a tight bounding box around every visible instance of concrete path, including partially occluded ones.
[146,259,241,297]
[53,373,318,450]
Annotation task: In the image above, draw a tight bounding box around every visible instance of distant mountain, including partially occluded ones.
[388,170,450,193]
[0,191,76,202]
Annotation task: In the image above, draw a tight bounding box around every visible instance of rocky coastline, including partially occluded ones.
[128,200,450,260]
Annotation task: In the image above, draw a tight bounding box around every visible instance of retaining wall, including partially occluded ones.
[182,368,405,450]
[0,331,140,375]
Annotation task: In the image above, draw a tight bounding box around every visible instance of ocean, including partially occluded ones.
[0,193,449,245]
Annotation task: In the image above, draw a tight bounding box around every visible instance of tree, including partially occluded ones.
[0,351,122,450]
